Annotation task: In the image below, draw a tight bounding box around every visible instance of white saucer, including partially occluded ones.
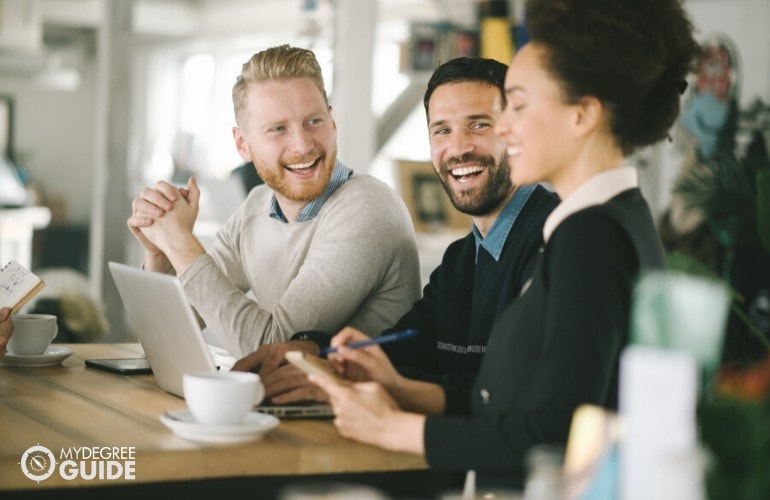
[0,346,75,367]
[159,409,279,444]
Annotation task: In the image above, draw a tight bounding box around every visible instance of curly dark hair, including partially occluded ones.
[525,0,701,155]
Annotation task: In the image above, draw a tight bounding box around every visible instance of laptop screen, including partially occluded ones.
[108,261,333,418]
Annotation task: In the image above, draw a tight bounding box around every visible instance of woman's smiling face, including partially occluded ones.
[495,42,580,192]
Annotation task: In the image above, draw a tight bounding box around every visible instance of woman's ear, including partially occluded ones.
[573,95,604,137]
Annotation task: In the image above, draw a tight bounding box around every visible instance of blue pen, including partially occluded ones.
[320,329,418,357]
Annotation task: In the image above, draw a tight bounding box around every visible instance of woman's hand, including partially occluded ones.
[327,327,446,414]
[0,307,14,359]
[309,373,426,455]
[328,327,404,393]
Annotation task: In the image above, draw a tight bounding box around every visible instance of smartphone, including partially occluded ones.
[285,351,342,382]
[85,358,153,375]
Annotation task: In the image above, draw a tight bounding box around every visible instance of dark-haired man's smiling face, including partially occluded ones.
[428,82,512,216]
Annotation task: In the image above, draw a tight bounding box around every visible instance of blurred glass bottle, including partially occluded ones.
[524,445,565,500]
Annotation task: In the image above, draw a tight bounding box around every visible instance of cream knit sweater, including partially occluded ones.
[179,173,421,357]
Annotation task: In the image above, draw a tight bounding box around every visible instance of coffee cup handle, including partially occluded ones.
[51,323,58,341]
[253,380,265,407]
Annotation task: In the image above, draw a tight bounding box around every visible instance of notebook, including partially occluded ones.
[108,261,332,418]
[0,260,45,314]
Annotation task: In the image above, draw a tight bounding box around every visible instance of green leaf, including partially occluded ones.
[673,152,758,247]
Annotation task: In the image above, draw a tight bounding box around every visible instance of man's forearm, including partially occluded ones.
[143,252,174,274]
[164,238,207,275]
[145,230,206,275]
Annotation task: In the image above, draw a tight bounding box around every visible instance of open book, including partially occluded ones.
[0,260,46,314]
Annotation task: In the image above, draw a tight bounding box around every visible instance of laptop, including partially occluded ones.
[107,261,333,418]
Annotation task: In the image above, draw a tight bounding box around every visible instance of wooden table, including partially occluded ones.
[0,343,435,497]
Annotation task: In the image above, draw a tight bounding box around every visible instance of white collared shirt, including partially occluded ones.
[542,166,639,243]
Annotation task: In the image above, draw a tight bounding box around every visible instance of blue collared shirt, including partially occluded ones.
[269,160,353,223]
[472,184,536,262]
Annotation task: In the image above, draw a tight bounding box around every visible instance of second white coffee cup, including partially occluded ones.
[7,314,59,355]
[183,371,264,426]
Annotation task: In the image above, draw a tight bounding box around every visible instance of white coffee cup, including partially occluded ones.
[183,371,264,426]
[7,314,58,355]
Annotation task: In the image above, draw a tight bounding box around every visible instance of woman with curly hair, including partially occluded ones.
[310,0,701,489]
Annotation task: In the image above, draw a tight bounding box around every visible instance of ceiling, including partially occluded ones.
[0,0,486,45]
[0,0,501,79]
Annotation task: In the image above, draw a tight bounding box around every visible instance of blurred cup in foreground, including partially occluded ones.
[630,270,730,393]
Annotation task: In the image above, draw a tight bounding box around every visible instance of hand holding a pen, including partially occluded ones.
[308,326,428,455]
[325,327,406,392]
[307,327,435,454]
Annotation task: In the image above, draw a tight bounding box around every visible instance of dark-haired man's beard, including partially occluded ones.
[437,153,513,217]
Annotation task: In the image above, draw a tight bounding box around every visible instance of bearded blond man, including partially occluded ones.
[128,45,421,357]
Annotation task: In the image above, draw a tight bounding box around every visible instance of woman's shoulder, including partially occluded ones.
[555,193,663,265]
[563,189,649,226]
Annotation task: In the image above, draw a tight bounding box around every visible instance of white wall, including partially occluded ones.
[0,64,96,224]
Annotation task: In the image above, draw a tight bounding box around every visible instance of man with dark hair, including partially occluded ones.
[379,56,558,388]
[235,56,558,402]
